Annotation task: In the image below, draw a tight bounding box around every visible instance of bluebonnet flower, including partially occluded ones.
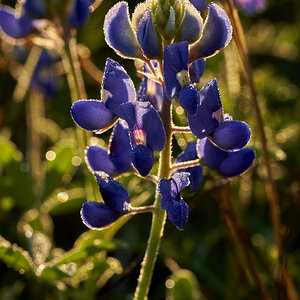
[81,172,130,229]
[158,172,190,230]
[197,138,255,177]
[119,101,166,176]
[85,120,132,176]
[0,0,93,41]
[187,79,251,151]
[173,142,203,193]
[103,0,204,60]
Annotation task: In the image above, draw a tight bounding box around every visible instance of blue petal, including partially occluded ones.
[104,2,141,58]
[163,41,189,99]
[137,9,162,59]
[166,198,189,230]
[132,145,154,177]
[120,102,166,152]
[177,141,198,162]
[189,3,232,60]
[71,100,115,132]
[0,8,33,38]
[102,58,136,117]
[24,0,46,19]
[85,146,116,175]
[219,148,255,177]
[158,178,174,210]
[188,79,223,139]
[189,0,207,12]
[189,58,205,84]
[69,0,90,28]
[175,3,203,44]
[109,120,132,174]
[198,138,228,170]
[235,0,266,15]
[172,172,191,193]
[178,84,199,115]
[94,172,130,214]
[209,121,251,151]
[81,201,120,229]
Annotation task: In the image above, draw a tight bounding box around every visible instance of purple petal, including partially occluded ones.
[177,141,198,162]
[132,145,154,177]
[71,100,116,131]
[81,202,120,229]
[69,0,90,28]
[102,58,136,117]
[172,172,191,193]
[178,84,199,115]
[166,198,189,230]
[109,120,132,174]
[219,148,255,177]
[209,120,251,151]
[188,79,223,139]
[189,58,205,84]
[189,3,232,60]
[175,3,203,44]
[235,0,266,15]
[104,2,140,58]
[163,41,189,99]
[158,178,174,210]
[24,0,46,19]
[137,9,162,59]
[0,8,33,38]
[85,146,116,175]
[94,172,130,214]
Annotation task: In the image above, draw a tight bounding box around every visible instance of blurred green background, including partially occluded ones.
[0,0,300,299]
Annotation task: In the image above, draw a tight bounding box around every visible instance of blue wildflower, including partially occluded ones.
[158,172,190,230]
[81,172,130,229]
[197,138,255,177]
[85,120,132,176]
[234,0,266,15]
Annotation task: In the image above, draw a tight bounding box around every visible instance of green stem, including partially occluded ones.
[134,95,172,300]
[61,34,98,203]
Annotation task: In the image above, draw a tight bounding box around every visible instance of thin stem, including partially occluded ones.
[171,125,191,133]
[223,2,297,299]
[61,34,98,203]
[171,159,201,172]
[129,205,157,215]
[134,95,172,300]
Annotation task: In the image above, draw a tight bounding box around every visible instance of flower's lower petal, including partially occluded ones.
[209,120,251,151]
[132,145,154,177]
[198,138,228,169]
[0,8,33,38]
[188,79,223,138]
[94,172,130,214]
[69,0,90,28]
[104,2,141,59]
[172,172,191,193]
[175,2,203,44]
[24,0,46,19]
[178,84,199,115]
[71,100,115,131]
[189,58,205,84]
[81,202,120,229]
[166,198,189,230]
[137,9,162,59]
[109,120,132,174]
[102,58,136,117]
[189,3,232,60]
[85,146,116,175]
[186,166,203,193]
[219,148,255,177]
[164,41,189,99]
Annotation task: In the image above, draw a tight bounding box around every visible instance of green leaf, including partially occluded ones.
[0,136,22,165]
[0,235,33,275]
[55,239,126,266]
